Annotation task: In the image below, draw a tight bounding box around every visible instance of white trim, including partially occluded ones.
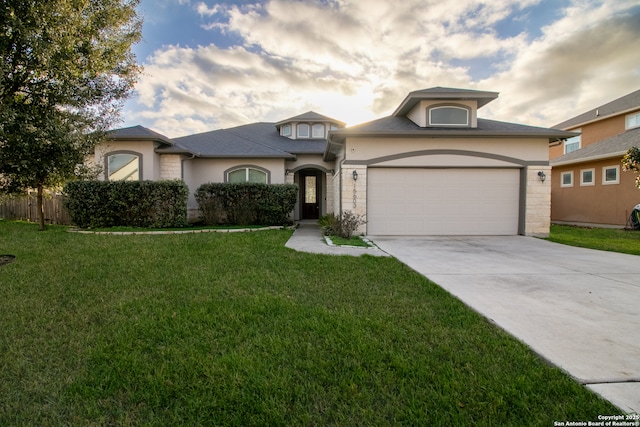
[297,123,310,138]
[580,168,595,186]
[428,106,469,126]
[625,112,640,130]
[602,165,619,185]
[560,171,573,187]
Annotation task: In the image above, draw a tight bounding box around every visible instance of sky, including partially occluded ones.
[120,0,640,138]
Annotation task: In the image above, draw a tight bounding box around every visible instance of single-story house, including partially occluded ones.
[98,87,572,236]
[549,89,640,227]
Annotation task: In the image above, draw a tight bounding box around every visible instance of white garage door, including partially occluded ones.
[367,168,520,235]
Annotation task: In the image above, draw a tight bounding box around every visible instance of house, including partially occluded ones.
[549,89,640,227]
[97,87,572,236]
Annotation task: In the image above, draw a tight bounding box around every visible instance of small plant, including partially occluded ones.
[319,210,366,239]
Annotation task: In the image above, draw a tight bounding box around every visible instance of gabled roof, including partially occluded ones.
[550,127,640,166]
[275,111,346,128]
[108,125,174,147]
[393,86,499,117]
[160,122,326,158]
[553,88,640,130]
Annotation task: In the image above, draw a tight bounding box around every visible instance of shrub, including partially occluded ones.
[63,180,188,228]
[319,210,366,239]
[195,183,297,226]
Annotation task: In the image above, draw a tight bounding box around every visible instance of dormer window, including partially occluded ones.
[282,124,291,136]
[428,106,469,126]
[297,123,310,138]
[312,123,325,138]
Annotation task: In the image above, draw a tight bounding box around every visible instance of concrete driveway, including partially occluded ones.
[369,235,640,414]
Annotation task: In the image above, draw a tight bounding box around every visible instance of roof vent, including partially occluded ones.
[595,109,599,116]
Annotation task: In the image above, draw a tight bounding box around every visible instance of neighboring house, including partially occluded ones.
[98,87,571,236]
[549,89,640,227]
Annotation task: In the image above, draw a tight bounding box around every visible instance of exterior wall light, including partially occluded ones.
[352,170,358,181]
[538,171,546,183]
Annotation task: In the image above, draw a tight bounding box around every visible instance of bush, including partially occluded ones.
[319,210,366,239]
[195,183,297,226]
[63,180,188,228]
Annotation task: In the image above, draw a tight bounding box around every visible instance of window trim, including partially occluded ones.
[626,112,640,130]
[105,150,142,181]
[281,124,292,137]
[428,105,470,127]
[311,123,325,138]
[580,168,595,186]
[297,123,310,138]
[602,165,619,185]
[224,165,270,184]
[560,171,573,188]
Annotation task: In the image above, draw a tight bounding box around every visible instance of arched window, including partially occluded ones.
[297,123,310,138]
[311,123,325,138]
[282,124,292,136]
[429,106,469,126]
[106,152,141,181]
[227,167,268,183]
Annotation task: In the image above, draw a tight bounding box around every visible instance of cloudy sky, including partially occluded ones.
[121,0,640,137]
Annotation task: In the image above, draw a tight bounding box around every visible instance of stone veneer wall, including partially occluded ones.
[340,166,368,234]
[159,155,182,180]
[524,165,551,237]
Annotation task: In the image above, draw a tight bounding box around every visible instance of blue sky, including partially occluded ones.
[122,0,640,137]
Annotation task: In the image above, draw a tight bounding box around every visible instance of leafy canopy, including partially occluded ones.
[0,0,142,192]
[622,146,640,188]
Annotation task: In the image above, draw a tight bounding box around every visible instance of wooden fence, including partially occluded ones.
[0,194,72,225]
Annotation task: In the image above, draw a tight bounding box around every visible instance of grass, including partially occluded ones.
[326,235,371,247]
[0,220,620,425]
[547,224,640,255]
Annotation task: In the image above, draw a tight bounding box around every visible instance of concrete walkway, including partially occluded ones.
[285,221,389,257]
[370,235,640,415]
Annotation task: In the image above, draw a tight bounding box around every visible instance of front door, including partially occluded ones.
[301,172,320,219]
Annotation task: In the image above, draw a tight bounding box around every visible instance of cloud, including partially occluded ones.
[123,0,640,137]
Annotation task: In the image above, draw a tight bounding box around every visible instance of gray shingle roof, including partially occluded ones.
[108,125,174,146]
[550,127,640,166]
[162,122,326,158]
[329,116,575,141]
[393,86,499,116]
[553,88,640,130]
[275,111,345,127]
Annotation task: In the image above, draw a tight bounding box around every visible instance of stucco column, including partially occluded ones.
[159,154,182,180]
[524,165,551,237]
[285,171,295,185]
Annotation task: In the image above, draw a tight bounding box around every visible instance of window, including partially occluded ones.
[429,106,469,126]
[297,123,310,138]
[561,171,573,187]
[564,129,581,154]
[311,123,325,138]
[580,168,594,186]
[626,112,640,130]
[602,165,619,185]
[282,124,291,136]
[227,167,268,183]
[107,152,140,181]
[330,124,338,131]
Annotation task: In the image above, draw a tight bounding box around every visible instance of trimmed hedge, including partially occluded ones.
[195,182,298,226]
[63,180,189,228]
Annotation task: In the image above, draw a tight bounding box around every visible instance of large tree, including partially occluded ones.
[0,0,142,229]
[622,146,640,188]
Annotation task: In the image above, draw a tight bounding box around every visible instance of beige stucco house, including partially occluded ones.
[97,87,571,236]
[549,89,640,227]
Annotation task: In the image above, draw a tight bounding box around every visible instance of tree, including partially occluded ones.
[0,0,142,229]
[622,147,640,188]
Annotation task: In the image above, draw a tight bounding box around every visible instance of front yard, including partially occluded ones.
[0,221,619,425]
[547,224,640,255]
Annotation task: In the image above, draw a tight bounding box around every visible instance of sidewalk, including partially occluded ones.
[285,221,389,257]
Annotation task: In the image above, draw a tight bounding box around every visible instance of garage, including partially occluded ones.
[367,168,521,235]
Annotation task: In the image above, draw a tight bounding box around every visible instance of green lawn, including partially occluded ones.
[0,221,619,425]
[548,224,640,256]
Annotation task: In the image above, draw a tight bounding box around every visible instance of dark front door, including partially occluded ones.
[301,172,320,219]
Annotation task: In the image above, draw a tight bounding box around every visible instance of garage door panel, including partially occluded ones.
[368,168,520,235]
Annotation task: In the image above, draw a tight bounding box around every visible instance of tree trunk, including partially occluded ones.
[37,185,46,231]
